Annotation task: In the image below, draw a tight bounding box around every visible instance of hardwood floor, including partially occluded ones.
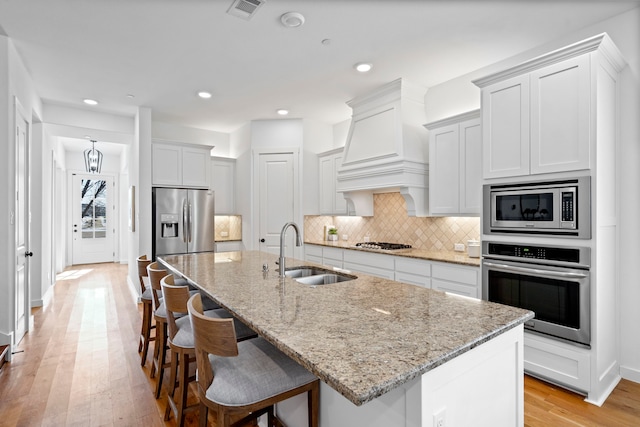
[0,262,638,426]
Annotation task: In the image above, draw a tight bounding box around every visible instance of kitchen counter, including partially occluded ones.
[159,250,532,409]
[304,239,481,267]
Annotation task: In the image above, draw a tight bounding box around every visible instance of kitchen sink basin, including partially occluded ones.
[295,274,355,285]
[284,266,334,278]
[284,265,357,285]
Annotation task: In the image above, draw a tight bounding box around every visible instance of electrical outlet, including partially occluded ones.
[454,243,465,252]
[433,407,446,427]
[221,231,229,237]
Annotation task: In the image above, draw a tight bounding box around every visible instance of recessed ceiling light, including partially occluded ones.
[83,98,98,105]
[277,109,289,116]
[126,94,135,99]
[354,63,373,73]
[198,91,212,99]
[280,12,305,28]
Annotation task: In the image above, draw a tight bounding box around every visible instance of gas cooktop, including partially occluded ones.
[354,242,412,251]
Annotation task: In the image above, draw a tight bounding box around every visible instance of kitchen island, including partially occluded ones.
[159,251,533,427]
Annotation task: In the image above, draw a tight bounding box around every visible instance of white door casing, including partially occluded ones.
[71,174,116,265]
[14,99,30,345]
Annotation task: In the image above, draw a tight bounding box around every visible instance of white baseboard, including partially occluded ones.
[127,275,141,303]
[621,366,640,384]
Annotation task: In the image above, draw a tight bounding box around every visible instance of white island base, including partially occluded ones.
[274,324,525,427]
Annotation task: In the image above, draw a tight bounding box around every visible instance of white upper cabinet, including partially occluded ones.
[152,141,211,188]
[318,148,348,215]
[480,75,530,178]
[530,55,590,174]
[211,157,236,214]
[425,110,481,215]
[474,34,624,179]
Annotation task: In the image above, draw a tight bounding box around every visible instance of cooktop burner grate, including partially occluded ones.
[354,242,412,250]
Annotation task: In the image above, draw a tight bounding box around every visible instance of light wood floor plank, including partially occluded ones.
[0,262,638,426]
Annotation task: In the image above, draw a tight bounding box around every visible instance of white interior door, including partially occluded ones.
[257,152,296,256]
[14,100,30,345]
[72,174,115,264]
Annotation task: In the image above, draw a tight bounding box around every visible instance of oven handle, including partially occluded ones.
[483,261,588,279]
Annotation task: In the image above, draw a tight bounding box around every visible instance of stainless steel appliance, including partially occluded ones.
[483,176,590,238]
[482,241,591,346]
[152,187,215,258]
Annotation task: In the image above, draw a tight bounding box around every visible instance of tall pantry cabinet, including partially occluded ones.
[473,33,627,405]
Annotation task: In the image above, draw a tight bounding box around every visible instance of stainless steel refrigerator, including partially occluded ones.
[152,187,215,259]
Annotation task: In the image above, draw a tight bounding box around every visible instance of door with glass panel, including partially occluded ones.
[72,174,115,264]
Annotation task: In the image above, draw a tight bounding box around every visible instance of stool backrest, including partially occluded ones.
[136,255,151,293]
[147,262,167,310]
[188,294,239,390]
[161,275,190,340]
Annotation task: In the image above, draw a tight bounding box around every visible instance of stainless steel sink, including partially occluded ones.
[296,274,355,285]
[284,266,333,278]
[284,266,357,285]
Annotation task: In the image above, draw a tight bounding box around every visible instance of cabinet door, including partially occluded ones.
[212,159,236,214]
[482,75,530,178]
[152,144,182,186]
[459,118,482,214]
[319,155,335,214]
[182,146,210,188]
[530,55,591,174]
[333,154,347,214]
[429,123,460,215]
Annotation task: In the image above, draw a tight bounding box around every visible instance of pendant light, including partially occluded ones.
[84,140,103,173]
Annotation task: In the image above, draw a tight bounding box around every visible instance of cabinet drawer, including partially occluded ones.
[432,279,478,298]
[524,332,590,393]
[343,251,395,270]
[305,245,323,257]
[395,272,431,288]
[395,257,431,276]
[344,262,395,279]
[432,263,478,286]
[323,246,344,262]
[305,254,323,264]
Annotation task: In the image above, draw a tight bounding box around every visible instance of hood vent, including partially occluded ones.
[227,0,265,20]
[337,78,429,216]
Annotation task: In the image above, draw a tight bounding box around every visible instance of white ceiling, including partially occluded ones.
[0,0,638,137]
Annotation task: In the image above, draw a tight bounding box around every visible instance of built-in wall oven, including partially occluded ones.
[482,241,591,347]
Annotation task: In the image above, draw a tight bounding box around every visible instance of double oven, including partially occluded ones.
[482,176,592,347]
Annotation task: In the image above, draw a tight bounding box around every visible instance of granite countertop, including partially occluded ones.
[159,251,532,406]
[304,239,481,267]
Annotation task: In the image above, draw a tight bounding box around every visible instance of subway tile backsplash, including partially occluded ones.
[304,193,480,251]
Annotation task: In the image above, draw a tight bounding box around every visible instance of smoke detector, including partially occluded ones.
[227,0,265,20]
[280,12,305,28]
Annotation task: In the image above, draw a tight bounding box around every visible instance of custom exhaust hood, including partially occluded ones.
[336,78,429,216]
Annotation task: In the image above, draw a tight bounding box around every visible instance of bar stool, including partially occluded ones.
[187,293,319,427]
[147,261,173,398]
[136,255,154,367]
[161,276,256,426]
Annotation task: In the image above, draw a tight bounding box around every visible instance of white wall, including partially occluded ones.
[422,8,640,382]
[152,120,228,154]
[0,36,43,347]
[302,119,334,215]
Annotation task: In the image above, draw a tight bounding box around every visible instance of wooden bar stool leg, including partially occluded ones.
[140,299,154,366]
[154,320,168,399]
[164,348,179,420]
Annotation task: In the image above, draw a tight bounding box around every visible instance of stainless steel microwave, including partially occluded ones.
[483,176,591,239]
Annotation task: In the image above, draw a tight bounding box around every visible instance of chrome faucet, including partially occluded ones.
[279,222,303,277]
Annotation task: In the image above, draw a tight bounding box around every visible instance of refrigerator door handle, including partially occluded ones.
[182,199,188,244]
[188,202,193,243]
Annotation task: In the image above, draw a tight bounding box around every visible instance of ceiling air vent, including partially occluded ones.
[227,0,265,20]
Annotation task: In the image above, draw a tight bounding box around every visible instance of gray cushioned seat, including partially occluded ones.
[172,309,255,348]
[205,337,316,407]
[141,287,153,301]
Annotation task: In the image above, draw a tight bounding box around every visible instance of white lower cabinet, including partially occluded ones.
[304,245,479,296]
[343,250,395,279]
[395,257,431,288]
[431,262,479,298]
[304,244,323,264]
[524,332,591,393]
